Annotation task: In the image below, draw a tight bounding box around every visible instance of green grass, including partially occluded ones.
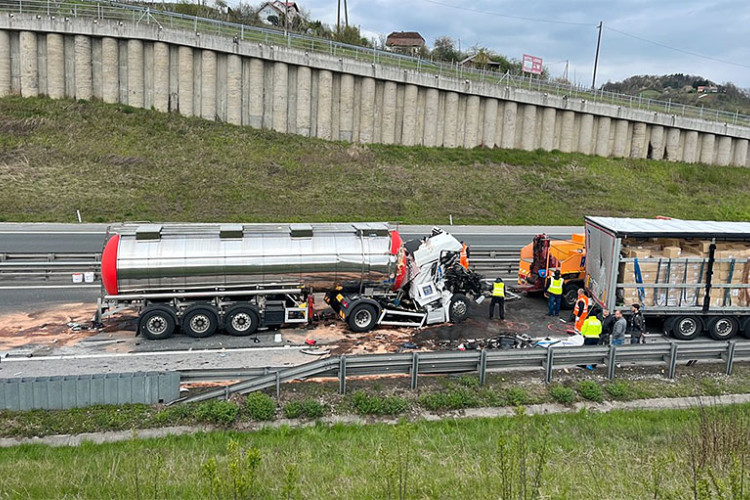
[0,405,748,498]
[1,96,750,224]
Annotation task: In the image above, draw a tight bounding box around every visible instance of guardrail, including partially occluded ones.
[1,0,748,128]
[0,252,101,283]
[178,341,750,403]
[0,249,522,284]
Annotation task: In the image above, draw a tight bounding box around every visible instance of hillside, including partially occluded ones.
[603,74,750,115]
[1,96,750,225]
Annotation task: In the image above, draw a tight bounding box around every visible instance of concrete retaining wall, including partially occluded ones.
[1,15,749,167]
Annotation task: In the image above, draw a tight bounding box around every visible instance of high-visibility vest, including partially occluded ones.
[574,295,589,316]
[459,244,469,269]
[581,316,602,338]
[492,282,505,297]
[547,278,564,295]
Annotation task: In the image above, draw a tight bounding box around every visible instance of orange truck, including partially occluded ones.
[517,233,586,309]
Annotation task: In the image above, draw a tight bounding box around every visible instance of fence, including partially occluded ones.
[178,340,750,403]
[0,371,179,410]
[1,0,749,128]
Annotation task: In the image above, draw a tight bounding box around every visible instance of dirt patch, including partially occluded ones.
[0,303,100,349]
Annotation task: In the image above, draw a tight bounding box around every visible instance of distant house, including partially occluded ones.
[258,1,299,26]
[697,85,719,93]
[459,53,503,71]
[385,31,425,55]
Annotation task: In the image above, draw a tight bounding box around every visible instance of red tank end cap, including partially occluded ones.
[389,230,403,255]
[390,230,408,291]
[101,234,119,295]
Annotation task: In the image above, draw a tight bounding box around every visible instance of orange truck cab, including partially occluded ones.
[517,233,586,309]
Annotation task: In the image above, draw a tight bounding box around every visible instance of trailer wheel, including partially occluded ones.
[561,284,578,310]
[743,319,750,339]
[449,293,470,323]
[182,305,219,338]
[708,316,738,341]
[224,306,260,336]
[671,315,701,341]
[347,303,378,333]
[139,306,177,340]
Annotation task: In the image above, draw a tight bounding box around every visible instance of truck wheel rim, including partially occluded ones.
[354,310,372,328]
[680,319,697,335]
[452,301,467,317]
[231,313,252,332]
[715,319,732,336]
[190,314,211,334]
[147,316,167,335]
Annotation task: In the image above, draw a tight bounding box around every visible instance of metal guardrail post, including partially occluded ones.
[667,343,678,379]
[544,348,554,384]
[275,371,280,398]
[410,352,419,390]
[725,341,736,376]
[478,349,487,386]
[339,356,347,395]
[607,346,617,380]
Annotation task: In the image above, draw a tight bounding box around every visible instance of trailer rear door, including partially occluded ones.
[585,220,619,311]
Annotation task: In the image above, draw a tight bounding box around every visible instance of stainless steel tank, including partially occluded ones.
[101,222,402,295]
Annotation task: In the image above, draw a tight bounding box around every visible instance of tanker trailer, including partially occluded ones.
[97,222,482,340]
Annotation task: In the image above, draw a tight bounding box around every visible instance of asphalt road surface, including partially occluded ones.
[0,223,580,254]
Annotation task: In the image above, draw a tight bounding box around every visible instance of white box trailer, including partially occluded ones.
[584,216,750,341]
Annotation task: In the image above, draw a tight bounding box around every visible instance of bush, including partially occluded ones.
[504,387,529,407]
[351,391,408,416]
[300,400,325,419]
[419,388,480,411]
[283,401,302,419]
[550,385,575,404]
[193,401,239,426]
[577,381,604,403]
[246,392,277,421]
[605,381,630,400]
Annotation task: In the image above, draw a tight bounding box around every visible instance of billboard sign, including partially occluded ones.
[522,54,543,75]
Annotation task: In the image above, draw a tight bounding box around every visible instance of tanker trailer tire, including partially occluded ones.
[182,305,219,338]
[224,305,260,336]
[708,316,738,341]
[449,294,470,323]
[671,315,701,341]
[347,304,378,333]
[742,319,750,339]
[139,306,177,340]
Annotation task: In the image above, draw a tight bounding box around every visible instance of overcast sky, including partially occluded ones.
[288,0,750,88]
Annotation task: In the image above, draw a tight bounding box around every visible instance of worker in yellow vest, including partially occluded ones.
[459,241,470,270]
[580,314,602,346]
[546,269,564,317]
[489,277,505,320]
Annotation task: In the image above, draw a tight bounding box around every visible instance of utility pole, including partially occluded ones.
[336,0,348,32]
[591,21,603,90]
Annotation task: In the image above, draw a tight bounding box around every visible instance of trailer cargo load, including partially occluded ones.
[584,217,750,340]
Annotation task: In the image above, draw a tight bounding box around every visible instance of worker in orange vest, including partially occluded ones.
[459,241,470,270]
[572,288,589,333]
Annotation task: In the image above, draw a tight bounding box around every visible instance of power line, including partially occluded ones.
[416,0,593,27]
[604,25,750,71]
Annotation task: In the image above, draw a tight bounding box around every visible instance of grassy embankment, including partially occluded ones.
[1,96,750,224]
[0,404,748,498]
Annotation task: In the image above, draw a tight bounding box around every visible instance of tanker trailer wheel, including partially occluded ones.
[708,316,738,341]
[139,306,177,340]
[224,305,260,336]
[449,293,470,323]
[182,305,219,338]
[347,303,378,333]
[671,315,701,341]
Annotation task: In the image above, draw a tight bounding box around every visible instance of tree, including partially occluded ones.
[431,36,463,62]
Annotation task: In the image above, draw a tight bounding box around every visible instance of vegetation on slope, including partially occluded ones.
[1,96,749,225]
[0,404,748,498]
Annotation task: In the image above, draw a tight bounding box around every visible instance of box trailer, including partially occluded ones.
[584,216,750,341]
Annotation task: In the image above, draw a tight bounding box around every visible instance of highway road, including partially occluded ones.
[0,222,581,253]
